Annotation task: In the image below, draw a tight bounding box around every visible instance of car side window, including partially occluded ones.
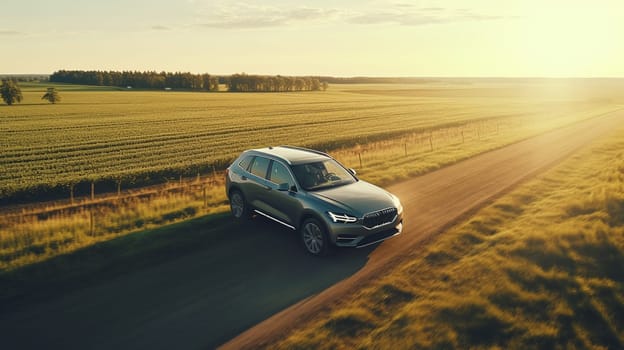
[249,156,270,178]
[269,161,294,186]
[238,156,254,171]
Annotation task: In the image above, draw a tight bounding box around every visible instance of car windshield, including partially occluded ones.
[291,159,356,191]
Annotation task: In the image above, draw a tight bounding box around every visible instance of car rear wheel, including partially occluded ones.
[229,190,249,221]
[301,218,329,256]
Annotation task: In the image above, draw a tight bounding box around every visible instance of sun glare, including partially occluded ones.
[518,3,620,76]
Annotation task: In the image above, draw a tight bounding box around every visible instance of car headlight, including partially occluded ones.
[391,195,403,215]
[328,211,358,223]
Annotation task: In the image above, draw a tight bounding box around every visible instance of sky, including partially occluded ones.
[2,0,623,77]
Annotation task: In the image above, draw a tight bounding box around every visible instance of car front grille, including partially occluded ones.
[363,207,397,229]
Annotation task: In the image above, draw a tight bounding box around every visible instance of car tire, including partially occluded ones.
[229,190,249,221]
[301,218,330,256]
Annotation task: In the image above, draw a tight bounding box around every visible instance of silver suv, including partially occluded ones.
[225,146,404,255]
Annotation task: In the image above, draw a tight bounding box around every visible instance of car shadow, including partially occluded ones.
[205,216,376,348]
[0,213,376,350]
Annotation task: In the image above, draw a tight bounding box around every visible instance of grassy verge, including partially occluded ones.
[0,213,232,308]
[0,181,229,271]
[272,121,624,348]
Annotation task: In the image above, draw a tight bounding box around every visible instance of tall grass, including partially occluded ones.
[0,179,228,271]
[273,121,624,349]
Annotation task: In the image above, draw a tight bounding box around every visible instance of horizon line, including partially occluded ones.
[1,73,624,80]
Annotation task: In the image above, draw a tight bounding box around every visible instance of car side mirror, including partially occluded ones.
[349,168,357,176]
[278,183,290,191]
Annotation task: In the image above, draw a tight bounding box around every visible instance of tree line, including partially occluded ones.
[0,74,49,82]
[50,70,220,91]
[226,73,327,92]
[50,70,329,92]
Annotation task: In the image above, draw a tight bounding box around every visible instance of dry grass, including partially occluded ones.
[0,179,228,270]
[273,119,624,349]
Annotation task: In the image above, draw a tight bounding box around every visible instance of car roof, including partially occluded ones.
[249,145,330,165]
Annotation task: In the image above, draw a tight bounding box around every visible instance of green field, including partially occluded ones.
[2,79,623,202]
[274,114,624,350]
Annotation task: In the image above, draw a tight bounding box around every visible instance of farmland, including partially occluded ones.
[2,79,623,203]
[1,79,624,271]
[273,112,624,350]
[1,80,624,349]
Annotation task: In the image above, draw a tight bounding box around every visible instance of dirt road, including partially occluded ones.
[1,109,622,350]
[221,109,624,349]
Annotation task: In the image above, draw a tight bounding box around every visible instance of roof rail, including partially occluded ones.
[279,145,330,157]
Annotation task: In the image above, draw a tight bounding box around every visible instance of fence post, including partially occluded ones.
[429,132,433,152]
[91,181,95,201]
[90,210,95,236]
[404,143,407,157]
[203,186,207,208]
[358,152,362,168]
[70,184,74,204]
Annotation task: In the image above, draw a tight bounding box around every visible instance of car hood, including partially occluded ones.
[310,180,396,217]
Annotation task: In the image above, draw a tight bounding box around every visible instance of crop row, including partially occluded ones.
[1,84,618,204]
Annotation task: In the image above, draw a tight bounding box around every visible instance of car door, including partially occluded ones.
[244,156,274,213]
[263,160,303,227]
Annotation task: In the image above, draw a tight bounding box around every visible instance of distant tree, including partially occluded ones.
[0,79,23,105]
[285,77,295,91]
[294,78,304,91]
[209,76,219,91]
[304,78,312,91]
[42,87,61,104]
[310,78,321,91]
[201,73,211,91]
[321,81,329,91]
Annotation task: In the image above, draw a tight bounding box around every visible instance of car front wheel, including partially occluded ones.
[301,218,330,256]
